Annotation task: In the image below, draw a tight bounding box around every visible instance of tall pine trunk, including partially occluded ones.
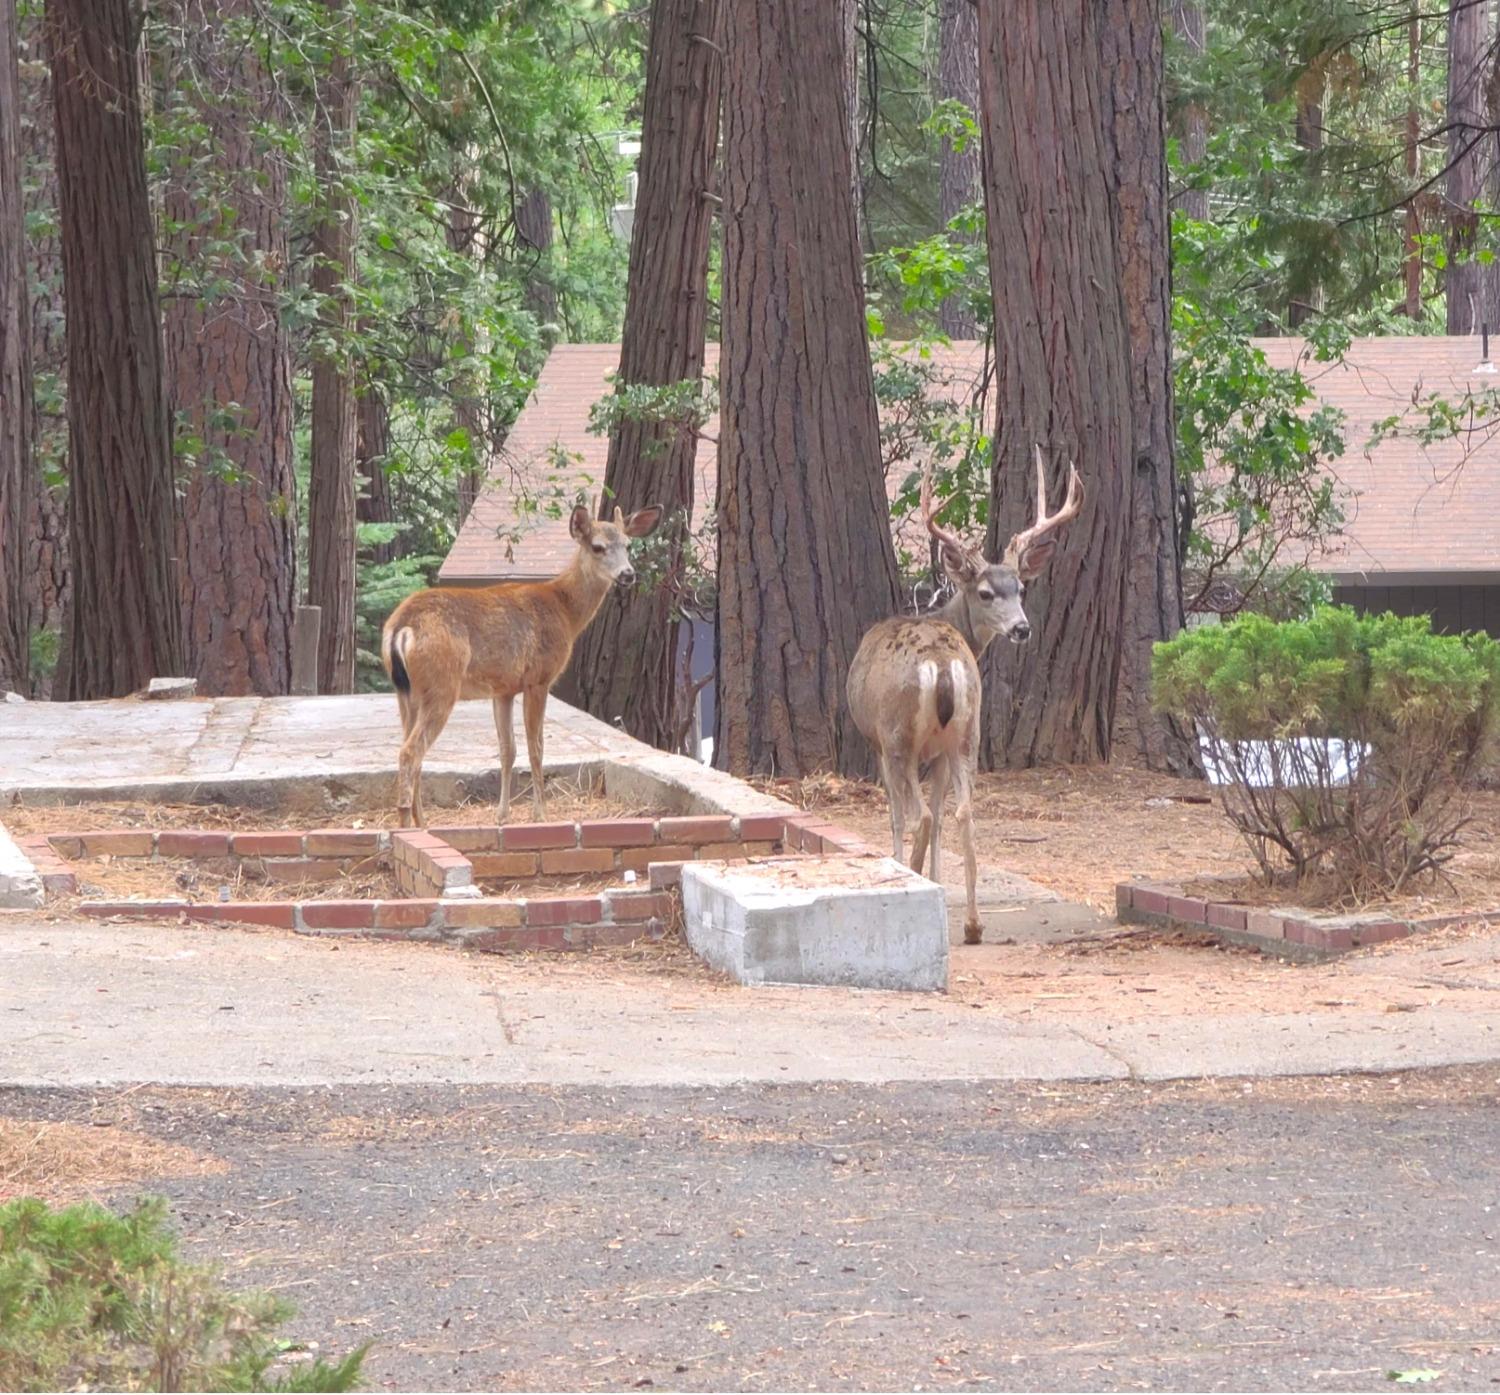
[716,0,901,778]
[46,0,182,697]
[1403,7,1424,320]
[937,0,980,338]
[1169,1,1208,221]
[1101,0,1199,775]
[163,0,296,696]
[306,0,358,694]
[1445,0,1490,333]
[0,0,31,692]
[568,0,723,751]
[976,0,1135,768]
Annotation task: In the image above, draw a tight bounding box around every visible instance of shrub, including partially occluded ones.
[1153,607,1500,900]
[0,1197,365,1393]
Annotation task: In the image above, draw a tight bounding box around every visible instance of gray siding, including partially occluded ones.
[1333,583,1500,638]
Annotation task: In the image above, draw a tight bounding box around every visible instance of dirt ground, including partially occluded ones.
[758,765,1500,916]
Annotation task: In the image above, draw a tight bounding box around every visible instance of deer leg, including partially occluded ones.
[396,689,456,829]
[951,762,981,944]
[899,763,933,878]
[926,755,949,883]
[878,751,906,861]
[493,695,516,824]
[522,685,548,818]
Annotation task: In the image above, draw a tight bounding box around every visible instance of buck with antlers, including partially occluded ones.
[847,448,1083,943]
[382,502,662,827]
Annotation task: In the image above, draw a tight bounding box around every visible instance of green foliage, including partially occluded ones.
[354,545,442,691]
[0,1197,365,1392]
[586,375,717,458]
[1154,607,1500,896]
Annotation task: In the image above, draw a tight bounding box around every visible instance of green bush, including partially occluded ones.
[1153,607,1500,899]
[0,1197,365,1393]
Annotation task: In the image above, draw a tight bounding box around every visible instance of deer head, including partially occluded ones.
[923,445,1084,646]
[569,503,663,589]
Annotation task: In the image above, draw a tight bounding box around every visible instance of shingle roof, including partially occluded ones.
[439,335,1500,585]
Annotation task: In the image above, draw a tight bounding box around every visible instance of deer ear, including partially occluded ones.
[569,505,592,542]
[624,504,663,538]
[1016,537,1058,580]
[613,506,625,527]
[939,541,977,584]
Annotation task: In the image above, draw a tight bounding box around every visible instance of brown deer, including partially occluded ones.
[847,448,1083,943]
[381,502,662,827]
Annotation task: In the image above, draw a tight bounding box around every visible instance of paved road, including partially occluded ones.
[8,1069,1500,1392]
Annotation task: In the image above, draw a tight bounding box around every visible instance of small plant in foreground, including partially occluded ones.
[1153,607,1500,901]
[0,1196,365,1393]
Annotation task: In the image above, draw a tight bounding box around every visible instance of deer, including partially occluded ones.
[381,501,662,828]
[847,448,1083,944]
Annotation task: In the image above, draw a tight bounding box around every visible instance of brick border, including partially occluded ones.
[1116,876,1500,961]
[26,813,881,956]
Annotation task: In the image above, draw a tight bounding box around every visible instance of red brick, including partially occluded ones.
[541,847,618,875]
[431,826,501,852]
[649,861,687,890]
[1282,918,1320,946]
[741,841,780,858]
[1318,925,1355,952]
[657,815,735,845]
[1349,920,1411,948]
[374,900,439,929]
[1115,884,1135,916]
[470,851,540,879]
[1206,902,1248,932]
[80,900,187,918]
[1167,895,1208,925]
[299,900,378,930]
[41,870,78,895]
[46,835,84,859]
[1246,909,1286,940]
[263,858,345,883]
[587,921,665,947]
[738,814,788,843]
[580,818,657,848]
[305,829,382,855]
[232,832,305,857]
[187,902,297,929]
[158,831,231,858]
[817,824,867,853]
[392,830,444,854]
[698,842,751,861]
[501,822,579,850]
[526,896,602,927]
[621,844,693,873]
[440,898,525,928]
[455,924,532,953]
[81,831,154,858]
[1130,885,1171,916]
[606,889,670,922]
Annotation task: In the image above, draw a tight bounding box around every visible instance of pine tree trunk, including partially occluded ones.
[515,186,558,348]
[1289,75,1324,327]
[356,383,396,565]
[448,193,487,524]
[0,0,31,693]
[567,0,722,751]
[19,8,69,686]
[1169,0,1208,222]
[976,0,1135,768]
[1445,0,1489,334]
[843,0,864,249]
[716,0,901,777]
[1101,0,1201,776]
[162,0,295,697]
[306,0,358,695]
[1403,8,1424,320]
[937,0,980,338]
[46,0,182,698]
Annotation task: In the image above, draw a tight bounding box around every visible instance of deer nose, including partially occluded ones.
[617,567,636,587]
[1012,621,1032,643]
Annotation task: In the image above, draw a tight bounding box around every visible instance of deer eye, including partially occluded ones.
[592,542,606,555]
[977,588,994,601]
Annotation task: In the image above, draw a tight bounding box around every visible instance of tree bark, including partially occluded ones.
[843,0,864,249]
[1445,0,1490,333]
[1168,0,1208,222]
[937,0,980,338]
[46,0,182,697]
[515,185,558,349]
[1403,7,1424,320]
[162,0,295,697]
[976,0,1135,768]
[567,0,722,751]
[306,0,358,695]
[448,193,488,524]
[1100,0,1200,776]
[1289,71,1324,327]
[19,8,69,685]
[356,382,396,565]
[716,0,901,778]
[0,0,31,693]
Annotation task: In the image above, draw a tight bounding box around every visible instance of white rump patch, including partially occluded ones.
[918,661,938,697]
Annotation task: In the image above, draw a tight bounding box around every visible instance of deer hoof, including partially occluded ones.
[963,923,983,945]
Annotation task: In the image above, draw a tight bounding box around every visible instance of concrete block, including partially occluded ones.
[145,677,198,700]
[0,823,43,909]
[681,855,947,992]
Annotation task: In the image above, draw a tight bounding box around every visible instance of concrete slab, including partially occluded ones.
[682,855,948,991]
[0,824,41,908]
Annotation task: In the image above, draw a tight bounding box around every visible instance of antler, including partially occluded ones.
[1001,445,1085,578]
[921,460,981,573]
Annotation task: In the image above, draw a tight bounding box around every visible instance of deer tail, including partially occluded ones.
[935,662,956,728]
[385,625,413,694]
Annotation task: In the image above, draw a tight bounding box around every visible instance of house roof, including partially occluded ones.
[440,335,1500,586]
